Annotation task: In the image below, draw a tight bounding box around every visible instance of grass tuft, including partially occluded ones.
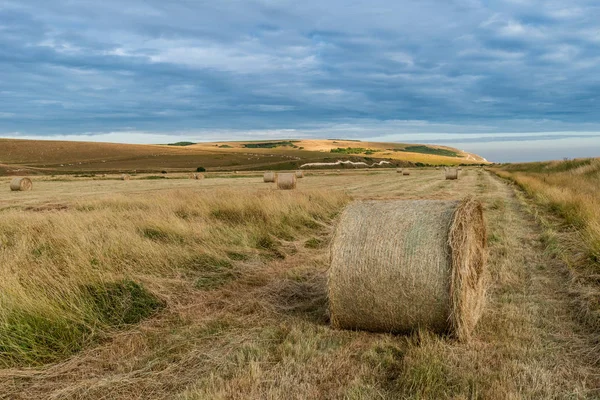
[82,280,164,326]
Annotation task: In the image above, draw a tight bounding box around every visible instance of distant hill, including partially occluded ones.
[0,138,488,175]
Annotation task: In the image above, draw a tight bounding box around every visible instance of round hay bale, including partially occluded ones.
[396,168,402,174]
[328,198,486,340]
[263,171,276,183]
[402,170,410,176]
[295,170,304,179]
[446,169,459,180]
[10,177,32,191]
[121,174,130,181]
[276,173,297,190]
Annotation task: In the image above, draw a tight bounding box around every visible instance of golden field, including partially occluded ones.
[493,158,600,334]
[0,167,598,399]
[0,138,488,176]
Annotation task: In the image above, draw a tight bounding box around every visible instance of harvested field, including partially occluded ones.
[0,168,597,399]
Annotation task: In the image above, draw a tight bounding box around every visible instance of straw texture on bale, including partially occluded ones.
[446,169,459,180]
[328,198,486,340]
[263,171,276,183]
[121,174,131,181]
[402,170,410,176]
[10,177,32,191]
[295,170,304,178]
[276,173,297,190]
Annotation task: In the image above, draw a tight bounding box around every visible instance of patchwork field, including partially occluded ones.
[0,167,598,399]
[0,138,488,176]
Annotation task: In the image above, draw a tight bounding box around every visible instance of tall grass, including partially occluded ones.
[493,158,600,331]
[0,189,349,366]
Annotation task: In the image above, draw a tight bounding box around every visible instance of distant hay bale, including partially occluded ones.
[396,168,402,173]
[276,173,297,190]
[402,170,410,176]
[458,167,463,171]
[328,198,487,340]
[121,174,131,181]
[446,169,459,180]
[191,173,204,180]
[10,177,32,191]
[263,171,276,183]
[295,170,304,178]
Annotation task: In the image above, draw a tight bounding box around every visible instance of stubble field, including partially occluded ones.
[0,168,597,399]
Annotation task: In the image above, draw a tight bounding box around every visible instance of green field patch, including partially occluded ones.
[390,145,459,157]
[243,141,297,149]
[167,141,195,146]
[330,147,377,155]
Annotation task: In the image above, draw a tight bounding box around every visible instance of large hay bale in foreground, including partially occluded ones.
[264,171,276,183]
[446,169,459,180]
[10,177,32,191]
[328,198,486,340]
[295,170,304,179]
[121,174,131,181]
[402,170,410,176]
[276,173,297,190]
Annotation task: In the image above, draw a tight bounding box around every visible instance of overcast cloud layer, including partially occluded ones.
[1,0,600,161]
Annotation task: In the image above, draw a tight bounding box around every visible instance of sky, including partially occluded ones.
[1,0,600,162]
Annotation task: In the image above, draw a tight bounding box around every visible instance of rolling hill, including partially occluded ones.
[0,138,489,175]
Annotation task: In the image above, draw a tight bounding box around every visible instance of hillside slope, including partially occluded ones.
[0,138,488,175]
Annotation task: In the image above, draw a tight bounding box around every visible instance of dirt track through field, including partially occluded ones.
[0,169,597,399]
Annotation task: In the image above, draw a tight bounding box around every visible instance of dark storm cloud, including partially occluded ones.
[1,0,600,155]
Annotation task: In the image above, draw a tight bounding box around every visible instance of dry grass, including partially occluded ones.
[0,189,348,366]
[493,158,600,335]
[0,168,597,399]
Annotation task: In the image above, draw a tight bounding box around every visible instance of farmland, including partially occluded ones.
[0,139,488,176]
[0,165,598,399]
[493,159,600,334]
